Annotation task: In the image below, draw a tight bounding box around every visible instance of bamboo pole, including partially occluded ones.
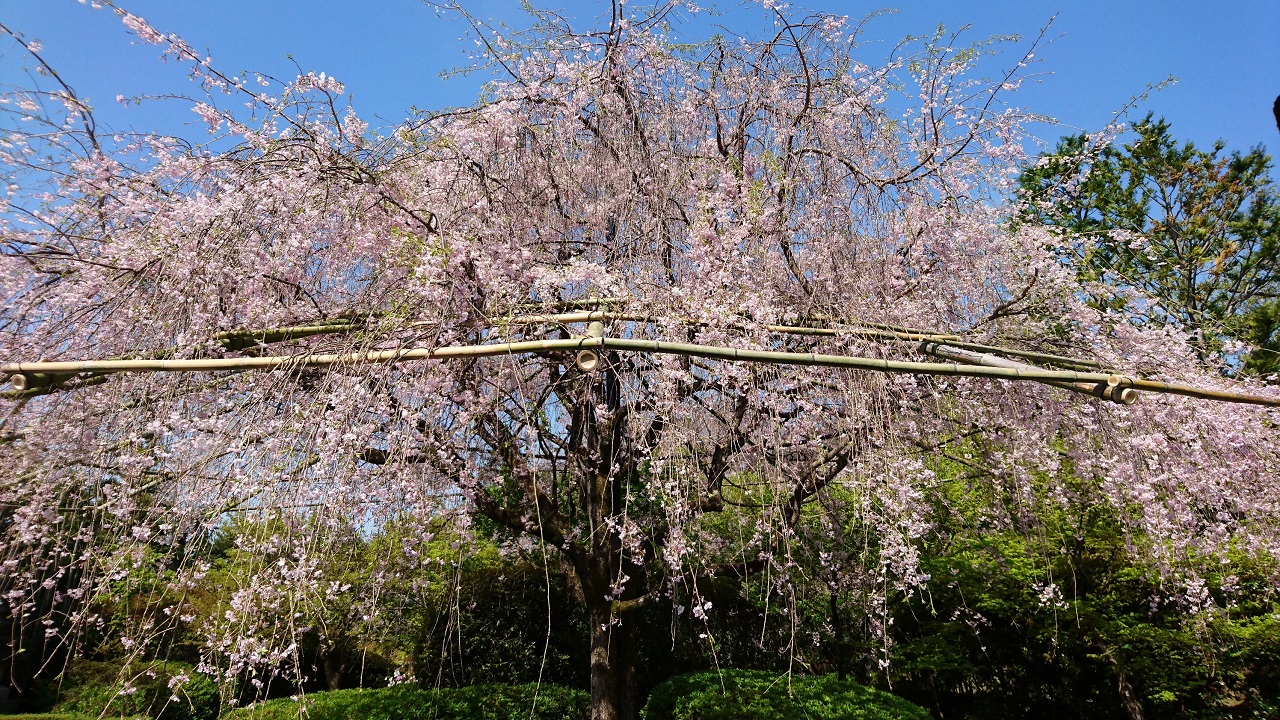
[927,340,1105,371]
[919,342,1135,405]
[509,297,622,311]
[214,321,366,350]
[1,374,109,400]
[4,336,1278,407]
[574,321,605,371]
[210,312,961,346]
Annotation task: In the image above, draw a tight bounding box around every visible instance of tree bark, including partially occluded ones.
[322,650,345,691]
[587,602,637,720]
[1114,665,1145,720]
[1094,641,1144,720]
[829,590,847,682]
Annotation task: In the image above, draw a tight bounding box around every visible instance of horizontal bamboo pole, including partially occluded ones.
[508,297,622,311]
[930,340,1105,371]
[603,339,1280,407]
[214,321,366,350]
[211,312,962,346]
[1,374,109,400]
[4,336,1278,407]
[920,342,1135,404]
[1,338,601,375]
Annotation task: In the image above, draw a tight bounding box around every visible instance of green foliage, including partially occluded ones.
[408,550,799,699]
[641,670,930,720]
[220,683,588,720]
[885,471,1280,719]
[411,561,590,689]
[1019,114,1280,374]
[50,659,218,720]
[0,707,96,712]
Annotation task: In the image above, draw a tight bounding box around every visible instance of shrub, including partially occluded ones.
[411,562,589,690]
[51,659,219,720]
[221,682,588,720]
[0,715,96,720]
[642,670,930,720]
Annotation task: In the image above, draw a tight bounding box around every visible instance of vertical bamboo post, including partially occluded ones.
[575,321,606,372]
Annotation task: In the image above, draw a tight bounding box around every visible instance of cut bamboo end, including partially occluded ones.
[575,350,600,372]
[1101,375,1139,405]
[574,322,607,372]
[10,373,65,392]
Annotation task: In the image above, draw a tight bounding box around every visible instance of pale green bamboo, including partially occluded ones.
[212,312,960,345]
[920,342,1133,404]
[5,336,1278,407]
[932,340,1105,370]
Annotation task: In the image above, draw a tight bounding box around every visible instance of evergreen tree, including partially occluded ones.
[1019,116,1280,376]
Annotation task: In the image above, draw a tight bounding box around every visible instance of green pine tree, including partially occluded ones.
[1019,115,1280,377]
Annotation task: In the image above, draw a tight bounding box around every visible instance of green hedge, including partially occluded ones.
[221,683,587,720]
[50,659,219,720]
[0,715,97,720]
[642,670,931,720]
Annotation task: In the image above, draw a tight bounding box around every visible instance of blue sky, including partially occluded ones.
[2,0,1278,156]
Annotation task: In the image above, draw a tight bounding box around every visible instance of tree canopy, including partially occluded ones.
[1,4,1279,720]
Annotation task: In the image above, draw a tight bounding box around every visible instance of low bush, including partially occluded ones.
[221,682,588,720]
[642,670,930,720]
[0,715,96,720]
[51,659,219,720]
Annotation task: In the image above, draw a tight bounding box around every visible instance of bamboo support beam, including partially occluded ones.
[929,340,1105,371]
[509,297,622,311]
[920,341,1135,405]
[214,321,366,350]
[4,336,1278,407]
[210,312,961,347]
[1,374,108,400]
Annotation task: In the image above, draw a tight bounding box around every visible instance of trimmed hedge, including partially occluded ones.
[642,670,931,720]
[221,683,588,720]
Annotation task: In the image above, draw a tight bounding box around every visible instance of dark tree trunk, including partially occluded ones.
[1095,641,1144,720]
[321,650,345,691]
[1114,665,1145,720]
[587,602,637,720]
[829,590,847,682]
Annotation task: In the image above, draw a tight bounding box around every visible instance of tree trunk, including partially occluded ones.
[321,650,345,691]
[1114,665,1145,720]
[588,602,637,720]
[1094,641,1144,720]
[829,590,847,682]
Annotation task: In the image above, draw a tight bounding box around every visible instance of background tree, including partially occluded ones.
[1018,115,1280,375]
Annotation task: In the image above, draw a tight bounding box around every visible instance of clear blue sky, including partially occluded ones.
[2,0,1278,156]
